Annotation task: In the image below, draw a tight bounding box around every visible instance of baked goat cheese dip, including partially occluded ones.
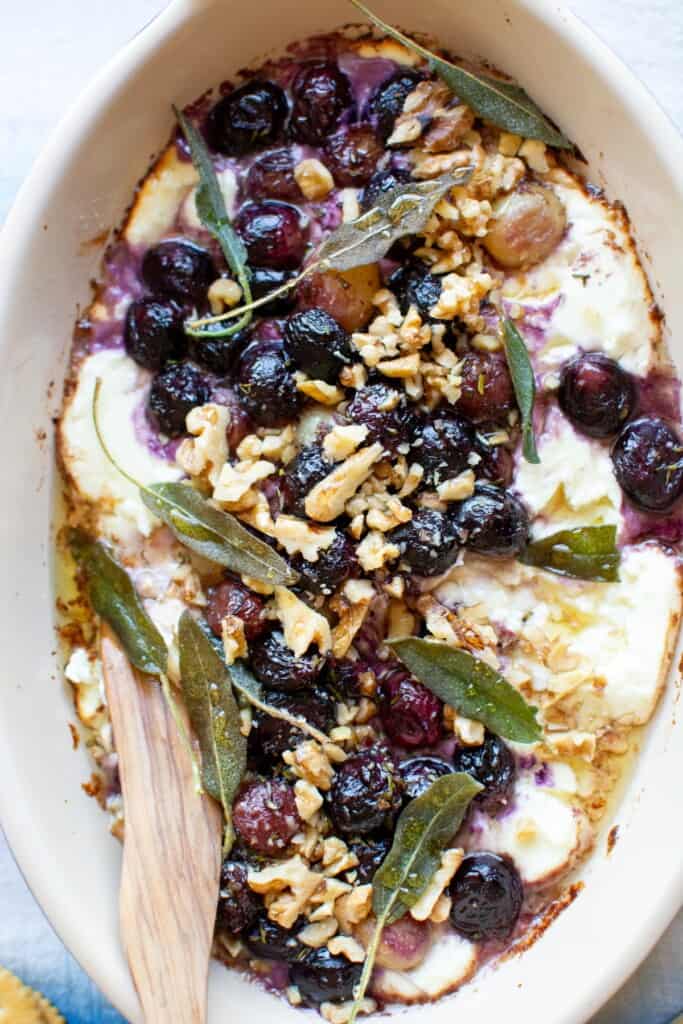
[56,17,683,1021]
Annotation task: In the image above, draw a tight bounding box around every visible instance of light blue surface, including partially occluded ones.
[1,3,682,1022]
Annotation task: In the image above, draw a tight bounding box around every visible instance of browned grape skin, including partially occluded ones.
[483,183,566,269]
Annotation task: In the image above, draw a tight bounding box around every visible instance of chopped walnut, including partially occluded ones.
[334,884,372,933]
[295,157,335,200]
[330,579,375,658]
[430,267,494,321]
[248,855,323,929]
[294,779,324,822]
[398,462,425,498]
[176,403,230,487]
[437,469,476,501]
[237,426,297,464]
[213,459,275,510]
[309,877,352,921]
[356,530,400,572]
[388,598,417,638]
[448,710,485,746]
[328,936,366,963]
[284,740,336,791]
[430,893,452,923]
[519,138,550,173]
[323,424,369,462]
[423,105,475,153]
[377,352,421,379]
[297,377,345,406]
[498,131,522,156]
[299,918,339,947]
[221,614,247,666]
[410,848,464,921]
[207,277,242,314]
[305,444,383,522]
[274,586,332,656]
[322,836,359,876]
[240,495,336,560]
[339,362,368,390]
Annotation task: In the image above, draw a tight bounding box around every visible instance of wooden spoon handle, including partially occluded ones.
[101,626,222,1024]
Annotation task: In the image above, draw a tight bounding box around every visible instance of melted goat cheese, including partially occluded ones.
[59,349,182,541]
[503,168,661,376]
[371,930,478,1004]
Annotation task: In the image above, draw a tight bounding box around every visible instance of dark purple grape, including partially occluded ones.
[452,732,516,815]
[249,687,335,767]
[449,853,523,941]
[349,835,391,883]
[206,576,267,641]
[205,81,288,156]
[456,483,529,557]
[124,298,187,370]
[246,148,302,201]
[291,947,363,1004]
[324,124,383,187]
[235,201,307,270]
[148,363,211,437]
[361,166,411,211]
[559,352,636,438]
[236,339,303,426]
[378,667,443,748]
[612,415,683,511]
[399,755,454,801]
[345,383,418,453]
[474,434,515,487]
[280,445,331,516]
[367,69,422,140]
[249,629,325,692]
[188,324,251,376]
[413,411,476,485]
[389,260,443,319]
[291,533,357,596]
[457,352,515,424]
[283,308,352,383]
[389,508,460,576]
[233,778,302,856]
[216,860,261,934]
[289,62,354,146]
[250,267,297,316]
[323,657,370,700]
[328,747,403,835]
[141,239,216,303]
[245,913,305,962]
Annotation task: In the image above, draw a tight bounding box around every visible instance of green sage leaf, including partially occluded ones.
[348,773,482,1024]
[140,482,297,585]
[520,524,620,582]
[175,107,253,339]
[389,637,542,743]
[351,1,572,148]
[178,611,247,851]
[315,168,473,272]
[186,168,472,332]
[502,317,539,464]
[70,529,168,677]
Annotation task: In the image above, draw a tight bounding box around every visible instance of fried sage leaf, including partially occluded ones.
[389,637,542,743]
[187,168,472,331]
[70,529,167,677]
[141,482,297,586]
[351,1,572,148]
[178,611,247,851]
[503,317,539,465]
[520,525,620,582]
[175,107,253,340]
[348,773,482,1024]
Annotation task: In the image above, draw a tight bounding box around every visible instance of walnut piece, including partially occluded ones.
[176,403,230,487]
[305,444,383,522]
[274,586,332,656]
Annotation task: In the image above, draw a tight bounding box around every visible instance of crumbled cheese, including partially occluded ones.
[341,188,360,222]
[295,158,335,200]
[221,615,247,666]
[322,424,369,462]
[305,444,383,522]
[274,586,332,656]
[213,459,274,510]
[176,403,230,487]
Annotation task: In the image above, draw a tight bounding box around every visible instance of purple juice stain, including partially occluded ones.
[534,762,553,786]
[132,394,182,461]
[337,52,397,114]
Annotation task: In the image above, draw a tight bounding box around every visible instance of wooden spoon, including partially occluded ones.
[101,625,223,1024]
